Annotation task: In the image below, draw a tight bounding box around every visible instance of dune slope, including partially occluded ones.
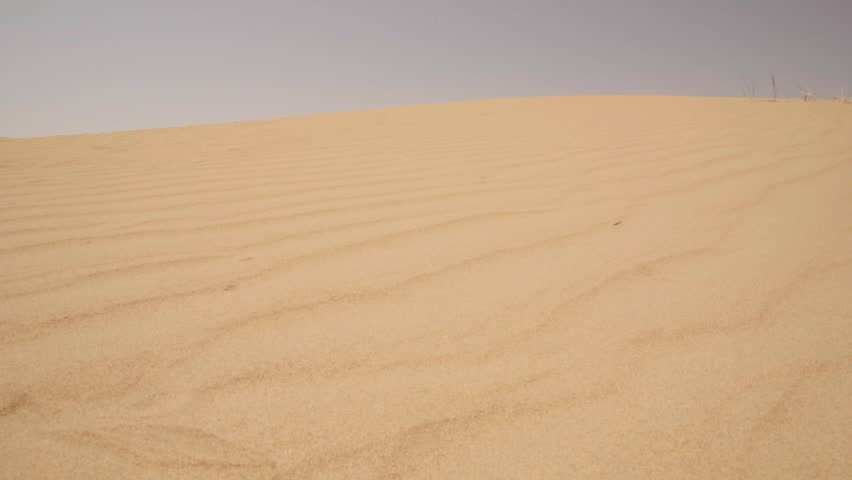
[1,96,851,479]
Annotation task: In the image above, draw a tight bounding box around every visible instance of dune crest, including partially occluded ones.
[1,96,851,479]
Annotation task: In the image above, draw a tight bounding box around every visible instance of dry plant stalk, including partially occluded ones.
[770,74,777,101]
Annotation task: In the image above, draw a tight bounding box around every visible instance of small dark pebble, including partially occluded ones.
[612,221,622,226]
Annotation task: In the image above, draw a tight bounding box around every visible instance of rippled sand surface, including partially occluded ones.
[1,97,851,479]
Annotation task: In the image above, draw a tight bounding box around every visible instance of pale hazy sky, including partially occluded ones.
[3,1,851,137]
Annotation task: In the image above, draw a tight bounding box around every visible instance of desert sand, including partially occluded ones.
[1,96,851,479]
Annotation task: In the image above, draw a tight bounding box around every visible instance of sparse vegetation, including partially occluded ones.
[742,80,755,100]
[798,84,816,102]
[770,74,777,101]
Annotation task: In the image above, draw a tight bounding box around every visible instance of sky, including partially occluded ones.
[2,1,851,137]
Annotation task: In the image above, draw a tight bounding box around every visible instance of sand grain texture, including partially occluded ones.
[1,97,851,479]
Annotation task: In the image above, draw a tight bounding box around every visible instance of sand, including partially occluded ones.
[1,96,851,479]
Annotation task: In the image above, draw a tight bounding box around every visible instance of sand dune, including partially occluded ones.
[1,96,851,479]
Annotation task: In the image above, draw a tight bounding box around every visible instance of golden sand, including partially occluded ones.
[1,96,851,479]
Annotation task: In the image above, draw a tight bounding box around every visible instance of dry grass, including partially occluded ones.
[799,86,816,102]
